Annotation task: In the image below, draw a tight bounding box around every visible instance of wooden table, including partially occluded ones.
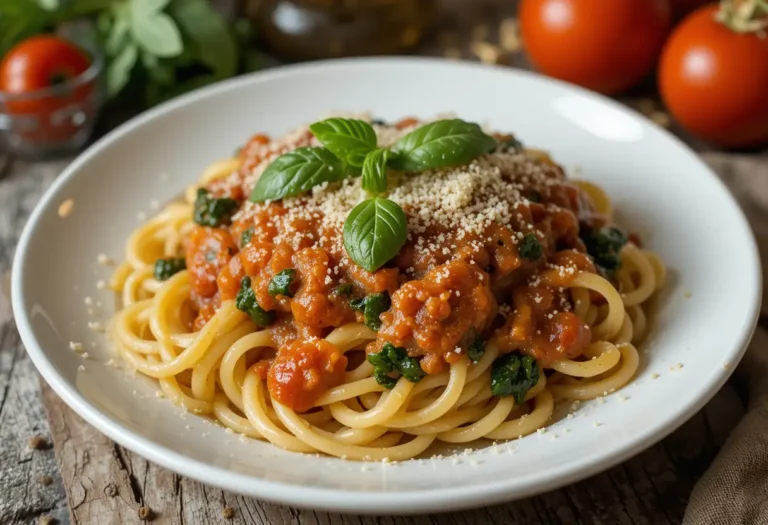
[2,2,767,524]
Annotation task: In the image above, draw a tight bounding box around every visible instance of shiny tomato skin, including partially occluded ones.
[520,0,673,95]
[0,35,93,144]
[659,5,768,147]
[0,35,90,94]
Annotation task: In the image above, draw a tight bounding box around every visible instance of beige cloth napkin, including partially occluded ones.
[684,329,768,524]
[684,153,768,525]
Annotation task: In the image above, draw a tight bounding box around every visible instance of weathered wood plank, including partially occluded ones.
[0,159,70,525]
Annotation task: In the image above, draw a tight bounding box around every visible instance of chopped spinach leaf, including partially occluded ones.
[240,227,254,247]
[467,337,486,363]
[350,292,391,331]
[580,226,628,275]
[268,269,296,297]
[235,276,274,327]
[333,283,353,297]
[193,188,238,227]
[153,258,186,281]
[367,342,425,389]
[490,352,540,404]
[519,233,543,260]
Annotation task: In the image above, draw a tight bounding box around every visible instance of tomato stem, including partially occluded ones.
[716,0,768,34]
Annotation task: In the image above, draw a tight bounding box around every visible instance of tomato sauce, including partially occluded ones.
[267,339,347,412]
[182,126,610,411]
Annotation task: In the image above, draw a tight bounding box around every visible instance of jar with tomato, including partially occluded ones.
[244,0,437,60]
[0,36,102,157]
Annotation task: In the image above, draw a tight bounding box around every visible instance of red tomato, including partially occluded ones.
[659,4,768,147]
[520,0,673,95]
[0,35,93,144]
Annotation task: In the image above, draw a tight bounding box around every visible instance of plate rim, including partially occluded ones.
[11,56,762,514]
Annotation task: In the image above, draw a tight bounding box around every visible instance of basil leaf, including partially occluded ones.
[389,119,497,172]
[168,0,237,79]
[105,6,130,55]
[106,42,138,96]
[134,0,171,14]
[361,148,390,194]
[250,147,347,202]
[309,118,377,167]
[129,0,183,59]
[343,197,407,272]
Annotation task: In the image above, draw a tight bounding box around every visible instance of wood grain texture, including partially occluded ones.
[0,159,71,525]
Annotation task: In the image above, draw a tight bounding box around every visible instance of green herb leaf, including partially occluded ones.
[373,368,398,389]
[332,283,353,297]
[153,257,186,281]
[137,0,171,14]
[367,342,425,389]
[106,42,138,96]
[236,276,275,327]
[361,148,390,194]
[309,118,377,167]
[193,188,238,227]
[389,119,497,172]
[250,147,347,202]
[129,1,183,58]
[343,197,407,272]
[168,0,237,79]
[467,337,486,363]
[350,292,391,331]
[490,353,540,404]
[268,269,297,298]
[105,6,130,56]
[518,233,542,260]
[580,226,628,275]
[240,227,254,247]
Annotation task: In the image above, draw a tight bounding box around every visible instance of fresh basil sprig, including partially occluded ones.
[249,117,499,272]
[250,147,347,202]
[343,197,407,272]
[361,148,390,194]
[389,119,497,172]
[309,118,377,167]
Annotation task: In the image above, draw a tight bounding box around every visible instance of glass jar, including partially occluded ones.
[245,0,437,60]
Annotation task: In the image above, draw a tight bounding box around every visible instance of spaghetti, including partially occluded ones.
[109,117,665,461]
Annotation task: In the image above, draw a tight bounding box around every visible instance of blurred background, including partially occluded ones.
[1,0,766,160]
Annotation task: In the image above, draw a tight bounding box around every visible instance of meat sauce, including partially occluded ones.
[184,126,607,411]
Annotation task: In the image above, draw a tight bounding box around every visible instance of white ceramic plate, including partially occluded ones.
[13,58,761,514]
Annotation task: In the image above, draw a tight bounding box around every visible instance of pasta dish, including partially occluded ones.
[109,115,665,461]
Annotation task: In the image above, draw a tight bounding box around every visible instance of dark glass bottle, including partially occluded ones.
[245,0,437,60]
